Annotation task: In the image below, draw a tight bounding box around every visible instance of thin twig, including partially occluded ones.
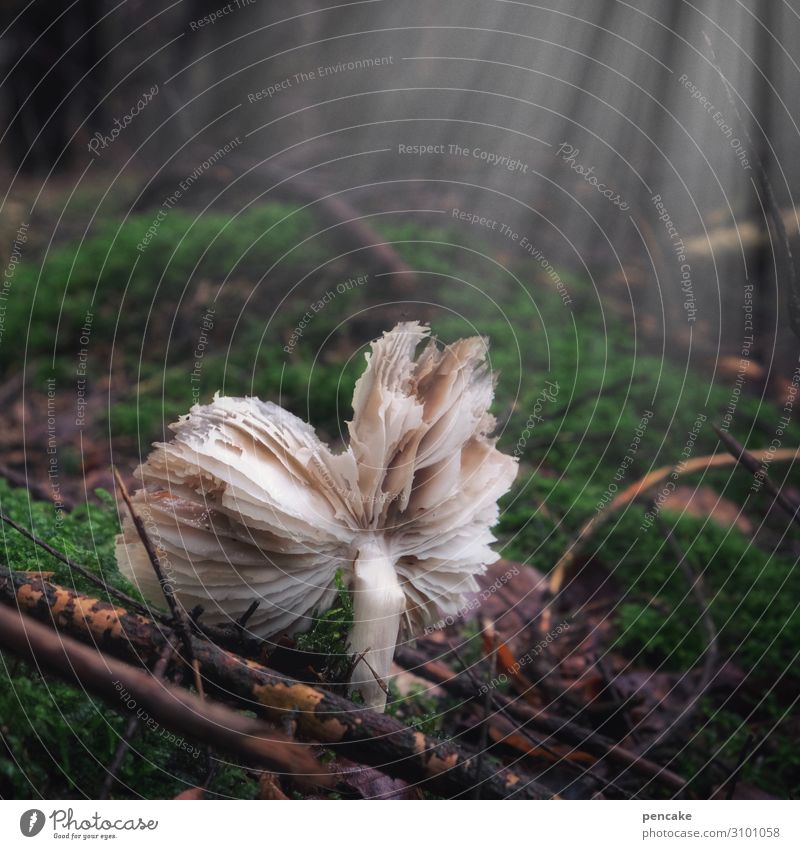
[100,637,176,799]
[191,659,206,700]
[0,508,158,619]
[712,424,800,526]
[703,32,800,339]
[648,514,719,752]
[548,446,800,596]
[346,648,370,681]
[498,374,644,435]
[472,623,498,799]
[0,464,75,510]
[548,374,646,429]
[431,641,687,794]
[113,469,204,697]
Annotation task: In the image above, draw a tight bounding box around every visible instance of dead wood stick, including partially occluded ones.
[447,638,552,756]
[682,207,800,263]
[237,157,419,294]
[517,374,645,443]
[135,153,419,297]
[445,637,628,796]
[99,638,176,799]
[703,32,800,340]
[712,425,800,526]
[648,514,719,754]
[351,650,390,697]
[236,600,260,631]
[0,566,553,799]
[0,603,326,786]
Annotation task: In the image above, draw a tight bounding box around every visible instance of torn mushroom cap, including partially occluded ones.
[116,322,518,709]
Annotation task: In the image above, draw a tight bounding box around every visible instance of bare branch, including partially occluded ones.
[0,508,156,618]
[0,566,553,799]
[0,603,327,787]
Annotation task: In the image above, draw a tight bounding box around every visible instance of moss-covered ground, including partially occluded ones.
[1,198,797,797]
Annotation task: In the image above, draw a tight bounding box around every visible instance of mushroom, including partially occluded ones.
[116,322,518,709]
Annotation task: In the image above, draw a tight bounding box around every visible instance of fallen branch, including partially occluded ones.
[682,207,800,264]
[518,374,646,446]
[0,566,553,799]
[263,162,419,293]
[0,603,325,787]
[135,154,419,297]
[444,638,629,796]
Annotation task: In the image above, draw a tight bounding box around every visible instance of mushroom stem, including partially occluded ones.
[348,537,404,710]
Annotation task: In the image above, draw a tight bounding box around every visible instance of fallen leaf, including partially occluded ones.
[661,485,752,533]
[174,787,205,800]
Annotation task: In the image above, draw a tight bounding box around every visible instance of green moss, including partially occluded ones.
[0,482,135,600]
[294,570,354,682]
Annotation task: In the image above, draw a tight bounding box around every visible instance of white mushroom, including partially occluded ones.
[116,322,518,709]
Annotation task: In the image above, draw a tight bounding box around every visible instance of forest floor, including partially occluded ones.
[0,179,798,799]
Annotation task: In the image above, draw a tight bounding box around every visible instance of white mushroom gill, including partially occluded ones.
[115,322,518,709]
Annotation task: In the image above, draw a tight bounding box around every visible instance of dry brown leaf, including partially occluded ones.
[661,485,753,534]
[174,787,205,800]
